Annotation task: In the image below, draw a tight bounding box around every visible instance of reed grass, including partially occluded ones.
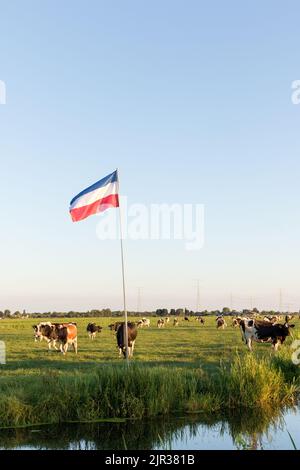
[0,352,298,428]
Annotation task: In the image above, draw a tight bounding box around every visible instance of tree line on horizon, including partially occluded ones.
[0,306,299,319]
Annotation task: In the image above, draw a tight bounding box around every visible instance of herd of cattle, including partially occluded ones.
[32,313,297,357]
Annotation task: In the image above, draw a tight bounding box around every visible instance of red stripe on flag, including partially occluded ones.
[70,194,119,222]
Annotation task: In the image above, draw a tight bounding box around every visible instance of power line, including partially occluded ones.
[279,288,283,313]
[196,280,200,312]
[193,279,202,312]
[136,287,143,313]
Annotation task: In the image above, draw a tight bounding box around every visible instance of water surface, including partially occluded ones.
[0,407,299,450]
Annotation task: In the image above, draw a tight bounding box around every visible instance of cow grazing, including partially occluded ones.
[239,315,295,351]
[116,322,137,358]
[164,317,170,324]
[232,318,239,328]
[216,316,227,329]
[195,316,204,324]
[86,322,102,339]
[184,316,190,322]
[173,318,179,327]
[157,318,165,328]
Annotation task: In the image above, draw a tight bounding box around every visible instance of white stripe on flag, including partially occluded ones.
[70,181,119,210]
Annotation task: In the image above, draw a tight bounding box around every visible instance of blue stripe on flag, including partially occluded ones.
[70,170,118,207]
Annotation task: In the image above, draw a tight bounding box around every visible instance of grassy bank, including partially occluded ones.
[0,353,298,428]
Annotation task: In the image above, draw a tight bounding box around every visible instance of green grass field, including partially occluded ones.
[3,316,299,374]
[0,316,299,427]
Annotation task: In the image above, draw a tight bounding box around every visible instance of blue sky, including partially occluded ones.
[0,1,299,312]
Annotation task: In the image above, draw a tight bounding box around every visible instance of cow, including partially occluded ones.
[232,318,239,327]
[239,315,295,351]
[86,322,102,339]
[137,318,150,328]
[116,322,137,358]
[108,322,122,332]
[33,322,58,350]
[164,317,170,325]
[184,316,190,322]
[141,318,150,327]
[55,323,78,354]
[197,317,205,324]
[33,322,78,354]
[157,318,165,328]
[173,318,179,327]
[263,315,280,324]
[216,316,227,329]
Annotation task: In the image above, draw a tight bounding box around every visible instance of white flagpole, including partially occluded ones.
[116,168,129,363]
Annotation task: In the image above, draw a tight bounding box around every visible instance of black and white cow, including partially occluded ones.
[238,315,295,351]
[137,318,151,328]
[86,322,102,339]
[33,322,58,350]
[116,322,138,358]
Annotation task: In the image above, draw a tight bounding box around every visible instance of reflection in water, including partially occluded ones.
[0,407,298,450]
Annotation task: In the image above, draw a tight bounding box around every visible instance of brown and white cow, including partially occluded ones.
[86,322,102,339]
[216,316,227,329]
[56,323,78,354]
[238,316,295,351]
[157,318,165,328]
[116,322,138,358]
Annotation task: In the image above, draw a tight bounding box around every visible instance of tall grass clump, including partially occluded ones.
[215,353,299,409]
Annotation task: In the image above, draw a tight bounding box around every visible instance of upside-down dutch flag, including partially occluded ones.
[69,170,119,222]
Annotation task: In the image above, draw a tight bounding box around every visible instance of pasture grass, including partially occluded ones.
[0,316,299,427]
